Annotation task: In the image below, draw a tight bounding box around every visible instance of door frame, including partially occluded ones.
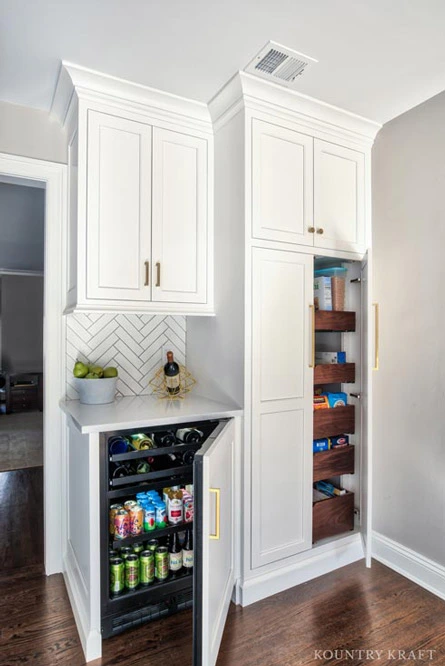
[0,152,67,575]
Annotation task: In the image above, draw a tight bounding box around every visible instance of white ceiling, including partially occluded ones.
[2,0,445,124]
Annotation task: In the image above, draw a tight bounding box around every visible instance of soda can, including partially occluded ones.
[155,502,168,528]
[140,550,155,585]
[119,546,133,560]
[155,547,169,581]
[145,539,159,552]
[143,505,156,532]
[109,548,118,558]
[129,504,144,536]
[125,554,139,590]
[110,557,124,595]
[109,503,123,535]
[124,500,137,513]
[184,496,194,523]
[114,509,129,540]
[136,492,147,503]
[132,542,144,555]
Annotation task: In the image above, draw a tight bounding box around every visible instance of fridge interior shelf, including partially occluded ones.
[108,568,193,607]
[107,472,194,500]
[314,363,355,385]
[110,465,191,487]
[313,405,355,439]
[110,442,202,463]
[315,310,356,332]
[313,490,355,542]
[313,445,355,483]
[111,521,193,549]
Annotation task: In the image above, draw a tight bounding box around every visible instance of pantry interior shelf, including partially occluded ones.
[313,445,355,482]
[313,405,355,439]
[314,363,355,385]
[111,520,193,549]
[315,311,356,332]
[313,491,355,542]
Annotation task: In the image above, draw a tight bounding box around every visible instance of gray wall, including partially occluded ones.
[0,100,66,164]
[0,183,44,271]
[372,90,445,566]
[1,275,44,373]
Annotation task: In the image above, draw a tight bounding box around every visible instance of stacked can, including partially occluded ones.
[183,490,194,523]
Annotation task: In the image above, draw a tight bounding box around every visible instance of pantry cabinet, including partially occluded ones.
[251,248,313,567]
[58,65,214,314]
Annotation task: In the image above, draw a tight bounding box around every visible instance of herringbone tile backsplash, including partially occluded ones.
[66,313,186,399]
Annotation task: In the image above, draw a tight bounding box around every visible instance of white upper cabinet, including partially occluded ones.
[313,139,365,252]
[251,248,313,568]
[86,111,152,302]
[152,128,208,304]
[252,119,313,246]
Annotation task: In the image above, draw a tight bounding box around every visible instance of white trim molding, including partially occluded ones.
[239,533,364,607]
[372,532,445,601]
[0,152,67,576]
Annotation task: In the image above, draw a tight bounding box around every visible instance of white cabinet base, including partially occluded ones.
[238,532,364,607]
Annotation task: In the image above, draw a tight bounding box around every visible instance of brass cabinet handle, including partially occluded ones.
[144,261,149,287]
[316,228,324,234]
[155,262,161,287]
[308,227,315,233]
[373,303,379,371]
[309,304,315,368]
[209,488,220,540]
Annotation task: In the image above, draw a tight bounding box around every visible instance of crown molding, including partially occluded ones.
[51,61,212,132]
[209,71,381,146]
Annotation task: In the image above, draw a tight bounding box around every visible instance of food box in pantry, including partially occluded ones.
[314,276,332,311]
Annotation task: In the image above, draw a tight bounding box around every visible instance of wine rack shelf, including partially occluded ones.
[313,405,355,439]
[314,363,355,385]
[313,445,355,483]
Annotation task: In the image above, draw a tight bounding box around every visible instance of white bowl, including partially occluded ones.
[75,377,117,405]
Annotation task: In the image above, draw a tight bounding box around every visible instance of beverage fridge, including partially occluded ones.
[99,416,235,666]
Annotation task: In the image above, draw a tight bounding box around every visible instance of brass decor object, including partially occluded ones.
[149,364,196,400]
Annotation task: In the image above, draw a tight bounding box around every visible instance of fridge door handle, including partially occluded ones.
[209,488,220,540]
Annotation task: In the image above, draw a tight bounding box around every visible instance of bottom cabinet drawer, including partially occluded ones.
[313,491,354,542]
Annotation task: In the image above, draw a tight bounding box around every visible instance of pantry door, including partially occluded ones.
[193,419,235,666]
[361,250,373,566]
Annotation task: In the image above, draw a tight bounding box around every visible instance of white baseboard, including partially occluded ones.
[372,531,445,602]
[63,543,102,662]
[240,533,365,606]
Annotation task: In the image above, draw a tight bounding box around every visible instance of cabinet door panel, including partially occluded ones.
[314,139,365,252]
[251,248,313,568]
[87,111,152,301]
[152,128,207,304]
[252,119,313,246]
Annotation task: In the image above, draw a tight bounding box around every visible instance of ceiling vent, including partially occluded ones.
[244,41,317,88]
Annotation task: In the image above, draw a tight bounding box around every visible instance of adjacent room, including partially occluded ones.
[0,2,444,665]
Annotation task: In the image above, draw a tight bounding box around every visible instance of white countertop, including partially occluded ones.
[60,393,243,434]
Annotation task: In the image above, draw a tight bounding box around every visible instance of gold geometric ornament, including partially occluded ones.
[149,364,197,401]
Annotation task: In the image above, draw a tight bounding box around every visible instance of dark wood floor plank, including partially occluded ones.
[1,560,445,665]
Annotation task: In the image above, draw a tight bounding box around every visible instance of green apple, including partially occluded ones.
[85,372,100,379]
[103,366,118,378]
[73,361,88,378]
[90,365,104,378]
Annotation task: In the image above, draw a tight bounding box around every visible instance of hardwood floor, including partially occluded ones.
[0,466,44,571]
[1,560,444,665]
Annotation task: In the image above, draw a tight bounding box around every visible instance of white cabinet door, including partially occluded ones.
[252,119,314,246]
[194,420,235,666]
[251,248,313,568]
[86,111,152,301]
[360,251,373,566]
[152,128,208,304]
[314,139,365,252]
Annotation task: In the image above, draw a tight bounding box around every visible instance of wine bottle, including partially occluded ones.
[153,430,177,448]
[182,528,193,573]
[176,427,203,444]
[146,453,181,472]
[164,351,180,395]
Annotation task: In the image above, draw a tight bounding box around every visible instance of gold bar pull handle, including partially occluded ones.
[209,488,220,540]
[373,303,379,371]
[309,304,315,369]
[144,261,149,287]
[155,262,161,288]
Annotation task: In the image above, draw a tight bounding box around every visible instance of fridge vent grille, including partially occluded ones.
[244,41,317,88]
